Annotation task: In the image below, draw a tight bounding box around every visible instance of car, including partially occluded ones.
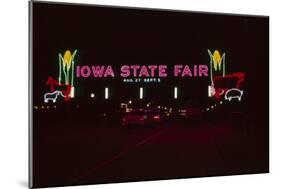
[122,110,152,126]
[147,110,161,123]
[175,107,202,120]
[177,109,188,118]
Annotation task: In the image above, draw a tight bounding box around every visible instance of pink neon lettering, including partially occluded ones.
[131,65,140,77]
[193,65,197,77]
[104,65,115,77]
[174,65,182,77]
[148,65,157,77]
[81,66,91,78]
[120,65,130,77]
[182,65,192,77]
[91,66,105,77]
[159,65,167,77]
[139,66,149,77]
[199,65,208,77]
[76,66,81,78]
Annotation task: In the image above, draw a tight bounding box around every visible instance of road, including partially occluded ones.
[33,119,268,188]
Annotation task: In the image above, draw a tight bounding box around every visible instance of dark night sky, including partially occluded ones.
[32,2,268,111]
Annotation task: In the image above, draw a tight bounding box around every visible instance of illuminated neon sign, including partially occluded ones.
[43,48,247,102]
[76,64,209,78]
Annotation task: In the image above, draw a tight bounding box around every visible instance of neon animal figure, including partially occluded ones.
[224,88,243,101]
[44,90,65,103]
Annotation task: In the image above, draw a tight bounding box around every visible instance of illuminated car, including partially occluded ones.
[224,88,243,101]
[177,107,201,119]
[122,110,150,126]
[177,109,188,118]
[148,110,161,123]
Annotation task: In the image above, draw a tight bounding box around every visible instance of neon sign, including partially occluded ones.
[76,64,209,78]
[42,48,246,102]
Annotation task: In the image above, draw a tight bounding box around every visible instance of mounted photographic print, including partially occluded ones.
[29,1,269,188]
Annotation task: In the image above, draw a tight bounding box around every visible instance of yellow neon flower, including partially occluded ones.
[207,49,226,85]
[212,50,221,71]
[63,50,72,70]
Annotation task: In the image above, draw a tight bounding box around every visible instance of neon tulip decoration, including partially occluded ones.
[207,49,226,86]
[58,49,78,98]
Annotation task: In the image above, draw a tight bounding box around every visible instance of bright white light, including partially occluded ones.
[146,104,150,107]
[220,101,223,104]
[128,100,132,104]
[105,88,109,99]
[174,87,178,99]
[90,93,95,98]
[211,106,214,109]
[208,85,212,97]
[70,86,75,98]
[140,87,143,99]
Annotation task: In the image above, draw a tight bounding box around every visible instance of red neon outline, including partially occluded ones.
[212,72,245,100]
[46,76,71,101]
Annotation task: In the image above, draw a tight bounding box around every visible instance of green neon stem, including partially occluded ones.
[222,53,226,77]
[207,49,214,86]
[59,54,67,84]
[58,54,62,84]
[66,69,69,85]
[71,49,77,87]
